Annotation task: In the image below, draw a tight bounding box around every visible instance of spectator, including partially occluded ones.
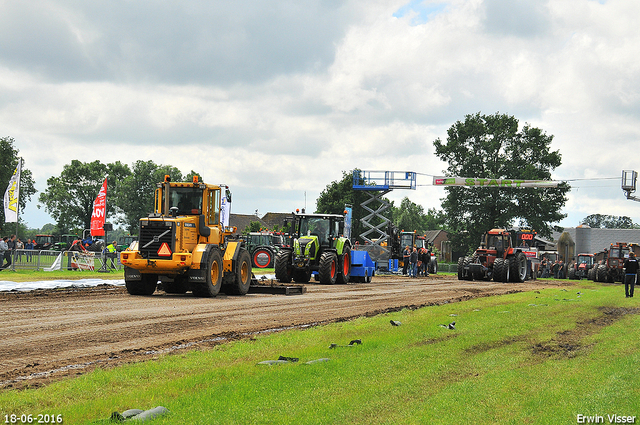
[15,238,24,262]
[552,260,560,279]
[558,260,565,279]
[0,236,10,270]
[402,245,411,275]
[106,240,118,269]
[4,235,15,270]
[69,239,87,252]
[25,239,34,262]
[540,258,549,278]
[410,247,418,278]
[623,252,638,298]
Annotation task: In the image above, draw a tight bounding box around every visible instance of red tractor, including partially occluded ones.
[457,228,527,282]
[594,242,640,283]
[568,253,595,280]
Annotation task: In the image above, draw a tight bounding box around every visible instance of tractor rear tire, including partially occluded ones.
[336,246,351,284]
[275,250,293,283]
[318,251,338,284]
[509,252,527,282]
[493,258,508,282]
[595,264,607,282]
[193,248,223,297]
[429,258,438,274]
[457,256,466,280]
[225,248,252,295]
[252,247,274,269]
[126,273,158,295]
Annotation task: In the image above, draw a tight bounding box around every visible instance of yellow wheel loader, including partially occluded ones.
[120,175,252,297]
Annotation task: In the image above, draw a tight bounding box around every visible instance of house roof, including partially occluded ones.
[230,213,265,233]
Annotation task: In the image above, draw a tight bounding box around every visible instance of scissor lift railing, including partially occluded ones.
[352,170,416,251]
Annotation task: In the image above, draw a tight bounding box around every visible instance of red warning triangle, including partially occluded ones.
[158,242,172,257]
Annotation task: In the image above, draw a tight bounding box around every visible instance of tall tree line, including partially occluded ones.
[38,159,201,234]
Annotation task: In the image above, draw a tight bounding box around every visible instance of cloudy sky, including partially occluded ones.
[2,0,639,231]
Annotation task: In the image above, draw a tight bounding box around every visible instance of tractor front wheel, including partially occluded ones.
[318,251,338,284]
[275,250,293,283]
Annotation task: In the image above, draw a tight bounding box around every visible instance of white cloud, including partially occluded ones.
[2,0,640,230]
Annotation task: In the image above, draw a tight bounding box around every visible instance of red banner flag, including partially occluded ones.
[90,178,108,237]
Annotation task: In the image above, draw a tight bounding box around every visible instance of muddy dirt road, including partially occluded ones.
[0,275,566,388]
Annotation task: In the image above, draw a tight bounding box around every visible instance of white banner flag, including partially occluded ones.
[220,188,230,228]
[3,160,21,223]
[432,176,560,188]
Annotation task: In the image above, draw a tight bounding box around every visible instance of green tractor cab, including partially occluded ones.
[275,211,351,284]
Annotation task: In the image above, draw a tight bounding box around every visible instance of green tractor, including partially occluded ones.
[275,211,351,284]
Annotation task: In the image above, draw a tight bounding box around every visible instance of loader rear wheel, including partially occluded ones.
[318,251,338,284]
[193,249,223,297]
[275,250,293,283]
[509,252,527,282]
[226,249,252,295]
[126,273,158,295]
[336,246,351,284]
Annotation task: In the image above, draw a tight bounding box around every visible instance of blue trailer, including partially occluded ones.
[349,249,376,282]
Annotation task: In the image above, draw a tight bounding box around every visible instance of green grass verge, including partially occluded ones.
[0,269,124,282]
[1,281,639,424]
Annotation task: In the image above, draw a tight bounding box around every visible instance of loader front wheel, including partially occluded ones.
[193,248,223,297]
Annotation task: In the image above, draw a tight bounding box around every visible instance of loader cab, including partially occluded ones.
[169,187,204,216]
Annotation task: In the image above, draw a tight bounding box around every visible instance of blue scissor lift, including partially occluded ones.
[352,170,416,268]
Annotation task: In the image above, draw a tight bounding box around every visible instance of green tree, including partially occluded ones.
[0,137,37,232]
[246,221,262,233]
[581,214,637,229]
[433,112,569,254]
[38,160,131,232]
[392,197,446,233]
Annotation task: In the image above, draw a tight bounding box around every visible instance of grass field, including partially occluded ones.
[0,269,124,282]
[1,280,639,424]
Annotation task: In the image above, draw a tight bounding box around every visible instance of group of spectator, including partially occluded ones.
[402,245,431,278]
[540,258,565,279]
[0,235,36,270]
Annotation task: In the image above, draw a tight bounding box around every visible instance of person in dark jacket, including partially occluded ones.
[402,246,411,275]
[420,247,430,277]
[623,252,639,298]
[410,247,418,278]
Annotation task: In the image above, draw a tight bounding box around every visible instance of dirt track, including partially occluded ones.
[0,275,568,389]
